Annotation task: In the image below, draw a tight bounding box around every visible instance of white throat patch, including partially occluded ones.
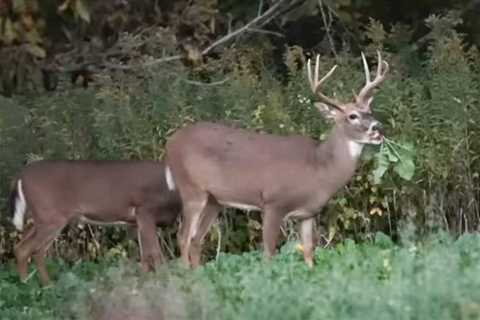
[348,141,364,158]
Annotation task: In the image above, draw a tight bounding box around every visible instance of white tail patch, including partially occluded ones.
[165,166,176,191]
[13,179,27,231]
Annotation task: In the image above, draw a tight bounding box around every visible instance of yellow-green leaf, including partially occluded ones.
[12,0,26,13]
[24,27,43,44]
[58,0,72,13]
[393,158,415,181]
[75,0,90,23]
[20,13,35,30]
[337,0,351,6]
[3,18,17,44]
[327,225,337,243]
[372,151,389,184]
[337,11,353,24]
[26,44,46,58]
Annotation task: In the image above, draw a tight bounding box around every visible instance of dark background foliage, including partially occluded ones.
[0,0,479,263]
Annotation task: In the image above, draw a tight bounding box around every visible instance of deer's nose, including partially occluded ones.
[371,122,384,134]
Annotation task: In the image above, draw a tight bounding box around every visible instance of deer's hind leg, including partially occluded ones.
[33,234,60,286]
[14,215,67,286]
[14,225,36,282]
[300,217,316,268]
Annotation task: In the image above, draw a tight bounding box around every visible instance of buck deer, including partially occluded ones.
[8,160,181,285]
[165,51,389,268]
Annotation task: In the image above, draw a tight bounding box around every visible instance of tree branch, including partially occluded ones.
[107,0,288,70]
[258,0,306,28]
[182,77,230,86]
[318,0,338,58]
[247,28,285,38]
[201,0,288,55]
[139,55,183,68]
[45,0,290,73]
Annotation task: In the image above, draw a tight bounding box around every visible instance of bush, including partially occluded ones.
[0,12,479,263]
[2,234,480,319]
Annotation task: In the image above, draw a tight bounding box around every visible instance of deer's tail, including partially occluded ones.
[8,179,27,231]
[165,165,176,191]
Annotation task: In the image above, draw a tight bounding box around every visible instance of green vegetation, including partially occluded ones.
[1,1,480,319]
[2,10,479,262]
[2,0,480,97]
[1,233,480,319]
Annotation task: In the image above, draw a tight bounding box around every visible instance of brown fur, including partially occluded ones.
[166,122,367,268]
[11,160,181,285]
[165,52,388,268]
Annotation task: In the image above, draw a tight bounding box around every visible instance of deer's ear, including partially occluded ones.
[315,102,339,120]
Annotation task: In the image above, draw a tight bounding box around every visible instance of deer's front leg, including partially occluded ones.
[179,195,208,268]
[190,200,221,268]
[136,208,164,272]
[300,217,316,268]
[262,207,283,259]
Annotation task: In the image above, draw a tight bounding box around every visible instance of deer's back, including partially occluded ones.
[19,160,179,223]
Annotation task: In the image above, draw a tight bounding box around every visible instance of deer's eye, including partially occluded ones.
[348,113,359,120]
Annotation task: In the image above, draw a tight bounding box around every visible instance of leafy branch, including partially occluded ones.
[372,138,416,184]
[54,0,295,73]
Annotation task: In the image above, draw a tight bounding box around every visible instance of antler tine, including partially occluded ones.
[307,55,315,92]
[375,50,382,78]
[361,52,370,84]
[356,50,389,107]
[306,54,342,109]
[314,54,320,90]
[376,50,389,78]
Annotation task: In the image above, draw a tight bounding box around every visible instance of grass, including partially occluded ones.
[1,232,480,320]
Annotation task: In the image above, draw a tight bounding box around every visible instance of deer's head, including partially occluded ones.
[307,51,389,145]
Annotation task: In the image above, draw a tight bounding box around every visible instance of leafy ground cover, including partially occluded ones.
[1,232,480,320]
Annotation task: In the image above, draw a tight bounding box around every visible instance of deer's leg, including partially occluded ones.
[300,217,316,268]
[33,234,58,286]
[262,207,283,259]
[14,226,36,282]
[136,207,164,272]
[179,194,208,268]
[177,212,191,266]
[176,217,187,263]
[190,199,221,268]
[14,219,66,285]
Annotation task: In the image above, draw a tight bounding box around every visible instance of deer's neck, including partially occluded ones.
[315,127,363,181]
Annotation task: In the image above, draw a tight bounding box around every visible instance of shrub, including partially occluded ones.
[0,11,479,263]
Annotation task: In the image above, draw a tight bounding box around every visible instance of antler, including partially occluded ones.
[307,54,343,111]
[355,50,389,109]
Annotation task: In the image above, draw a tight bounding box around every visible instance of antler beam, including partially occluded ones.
[356,50,389,107]
[307,54,343,110]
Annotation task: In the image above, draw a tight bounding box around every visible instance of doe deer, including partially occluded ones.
[8,160,181,285]
[165,51,389,268]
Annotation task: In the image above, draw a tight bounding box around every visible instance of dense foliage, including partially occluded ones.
[1,233,480,319]
[1,1,480,319]
[1,0,480,96]
[1,9,480,262]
